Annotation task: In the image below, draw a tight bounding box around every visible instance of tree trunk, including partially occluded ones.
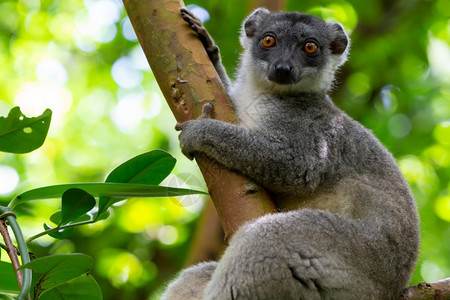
[122,0,276,242]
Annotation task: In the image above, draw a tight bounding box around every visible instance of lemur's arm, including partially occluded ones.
[181,8,232,92]
[176,103,328,192]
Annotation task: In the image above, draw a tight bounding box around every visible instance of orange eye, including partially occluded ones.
[262,35,276,48]
[304,42,318,54]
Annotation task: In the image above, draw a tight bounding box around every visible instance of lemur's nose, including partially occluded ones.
[275,63,292,76]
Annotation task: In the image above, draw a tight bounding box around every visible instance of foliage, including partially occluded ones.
[0,0,448,299]
[0,107,51,154]
[0,107,205,299]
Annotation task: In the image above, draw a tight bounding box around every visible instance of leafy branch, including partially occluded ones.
[0,107,207,299]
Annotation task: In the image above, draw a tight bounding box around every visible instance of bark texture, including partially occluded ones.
[122,0,275,241]
[401,278,450,300]
[0,219,23,290]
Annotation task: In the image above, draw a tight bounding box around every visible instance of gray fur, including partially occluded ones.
[162,262,217,300]
[165,8,420,299]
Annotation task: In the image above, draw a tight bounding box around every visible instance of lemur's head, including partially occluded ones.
[239,8,349,94]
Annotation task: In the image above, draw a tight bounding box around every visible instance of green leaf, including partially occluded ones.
[21,253,93,298]
[44,210,92,239]
[105,150,176,185]
[97,150,176,218]
[9,183,207,209]
[95,210,110,221]
[61,188,96,225]
[49,211,62,225]
[50,211,91,225]
[38,274,102,300]
[0,261,19,293]
[43,223,75,239]
[0,107,52,154]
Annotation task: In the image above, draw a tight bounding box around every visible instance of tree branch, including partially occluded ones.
[401,278,450,299]
[0,219,24,290]
[122,0,276,241]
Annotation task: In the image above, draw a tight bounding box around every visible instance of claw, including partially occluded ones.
[180,6,218,64]
[180,7,202,27]
[184,151,195,160]
[201,101,214,118]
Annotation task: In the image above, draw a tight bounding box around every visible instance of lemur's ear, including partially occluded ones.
[244,8,270,38]
[329,23,349,55]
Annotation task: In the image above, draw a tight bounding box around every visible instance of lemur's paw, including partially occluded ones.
[201,101,214,119]
[180,8,202,27]
[180,7,219,63]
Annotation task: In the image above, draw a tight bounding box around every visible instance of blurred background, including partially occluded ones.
[0,0,449,299]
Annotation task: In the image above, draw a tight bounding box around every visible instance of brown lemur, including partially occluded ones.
[162,7,420,300]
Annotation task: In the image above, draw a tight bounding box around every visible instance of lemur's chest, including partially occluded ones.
[232,94,266,129]
[231,89,280,130]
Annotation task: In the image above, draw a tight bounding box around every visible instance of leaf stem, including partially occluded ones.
[26,219,95,243]
[0,206,31,300]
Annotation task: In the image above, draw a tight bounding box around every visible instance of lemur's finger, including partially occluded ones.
[201,101,214,118]
[175,122,186,131]
[180,8,202,27]
[206,45,220,63]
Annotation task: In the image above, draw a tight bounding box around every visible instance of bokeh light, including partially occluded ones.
[0,165,19,196]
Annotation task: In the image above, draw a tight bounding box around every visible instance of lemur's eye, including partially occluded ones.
[303,42,318,54]
[262,35,276,48]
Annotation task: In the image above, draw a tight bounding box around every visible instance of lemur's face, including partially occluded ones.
[253,15,329,85]
[241,10,349,93]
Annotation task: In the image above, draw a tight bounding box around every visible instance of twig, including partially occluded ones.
[0,207,32,300]
[0,218,24,290]
[26,219,94,243]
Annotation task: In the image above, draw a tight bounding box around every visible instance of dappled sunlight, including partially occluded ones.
[117,198,196,234]
[421,260,446,282]
[433,121,450,146]
[14,81,72,130]
[307,1,358,32]
[96,248,153,287]
[120,17,138,42]
[0,165,19,196]
[36,58,68,85]
[157,225,179,245]
[434,195,450,222]
[73,0,120,52]
[111,57,143,89]
[399,156,439,195]
[428,36,450,80]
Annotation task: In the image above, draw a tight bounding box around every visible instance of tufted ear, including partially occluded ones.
[329,23,349,55]
[243,8,270,38]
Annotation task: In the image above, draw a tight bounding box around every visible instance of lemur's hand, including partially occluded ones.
[175,102,214,160]
[181,7,220,65]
